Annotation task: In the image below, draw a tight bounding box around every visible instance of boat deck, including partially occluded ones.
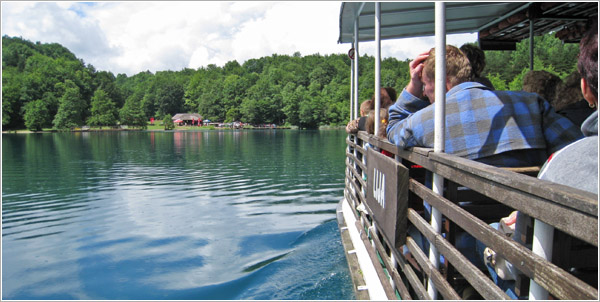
[338,131,598,300]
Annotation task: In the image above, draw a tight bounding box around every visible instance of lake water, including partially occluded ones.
[2,130,355,300]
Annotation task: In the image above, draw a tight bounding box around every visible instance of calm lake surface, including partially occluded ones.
[2,130,355,300]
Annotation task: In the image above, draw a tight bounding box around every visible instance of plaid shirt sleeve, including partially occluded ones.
[386,89,431,149]
[538,95,584,154]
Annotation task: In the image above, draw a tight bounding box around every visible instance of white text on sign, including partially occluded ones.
[373,168,385,209]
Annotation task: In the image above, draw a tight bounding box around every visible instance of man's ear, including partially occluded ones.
[581,78,598,107]
[446,80,452,93]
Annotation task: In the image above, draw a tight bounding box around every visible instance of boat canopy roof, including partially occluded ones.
[338,2,597,50]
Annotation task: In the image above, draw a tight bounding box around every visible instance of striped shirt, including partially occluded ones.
[386,82,584,167]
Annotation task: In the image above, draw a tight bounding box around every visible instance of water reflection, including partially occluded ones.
[2,130,352,299]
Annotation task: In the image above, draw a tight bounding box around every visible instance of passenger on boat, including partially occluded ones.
[537,19,598,194]
[478,19,598,299]
[386,45,583,167]
[365,108,389,139]
[460,43,495,90]
[346,87,397,134]
[522,70,562,105]
[387,45,584,285]
[365,108,394,157]
[345,99,372,134]
[553,71,596,128]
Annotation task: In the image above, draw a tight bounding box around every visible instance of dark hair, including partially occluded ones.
[383,87,397,106]
[370,87,398,108]
[577,19,598,98]
[522,70,562,104]
[460,43,486,77]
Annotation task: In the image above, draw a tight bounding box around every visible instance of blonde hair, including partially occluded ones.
[360,99,373,116]
[423,45,472,87]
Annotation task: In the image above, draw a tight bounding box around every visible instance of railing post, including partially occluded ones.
[428,2,446,299]
[529,219,554,299]
[353,14,360,120]
[374,2,381,137]
[350,53,355,120]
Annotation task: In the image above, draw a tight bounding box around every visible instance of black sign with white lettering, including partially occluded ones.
[366,148,408,248]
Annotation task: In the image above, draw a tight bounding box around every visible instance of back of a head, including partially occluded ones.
[577,18,598,98]
[360,99,373,116]
[370,87,398,109]
[554,71,585,111]
[522,70,562,104]
[460,43,486,77]
[366,108,389,138]
[423,45,473,87]
[382,87,398,108]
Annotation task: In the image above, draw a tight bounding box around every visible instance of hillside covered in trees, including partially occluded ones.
[2,34,579,131]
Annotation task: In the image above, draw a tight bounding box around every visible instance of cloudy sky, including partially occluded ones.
[2,1,477,76]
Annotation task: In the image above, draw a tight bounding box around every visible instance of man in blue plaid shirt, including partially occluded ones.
[387,45,583,167]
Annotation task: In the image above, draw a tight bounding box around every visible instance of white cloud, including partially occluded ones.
[2,1,477,76]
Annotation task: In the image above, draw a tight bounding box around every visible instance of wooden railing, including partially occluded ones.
[341,131,598,300]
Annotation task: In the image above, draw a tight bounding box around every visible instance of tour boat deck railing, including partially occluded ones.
[339,131,598,300]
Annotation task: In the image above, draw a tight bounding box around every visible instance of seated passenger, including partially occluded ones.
[365,108,394,157]
[460,43,495,90]
[380,86,398,108]
[345,99,372,134]
[365,108,389,138]
[386,45,583,168]
[346,87,397,134]
[554,71,596,127]
[387,45,584,298]
[538,19,598,194]
[480,19,598,299]
[522,70,562,104]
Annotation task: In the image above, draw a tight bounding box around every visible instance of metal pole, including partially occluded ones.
[374,2,381,137]
[353,17,360,120]
[428,2,446,299]
[350,51,355,120]
[529,19,534,70]
[529,219,553,299]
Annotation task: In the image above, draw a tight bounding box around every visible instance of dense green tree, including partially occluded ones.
[119,90,147,129]
[141,93,157,119]
[53,80,86,130]
[2,37,36,71]
[484,34,579,85]
[88,88,118,126]
[94,71,124,108]
[223,60,243,76]
[163,114,175,130]
[2,36,96,130]
[240,97,262,125]
[23,99,50,131]
[155,78,185,116]
[2,67,24,128]
[185,65,225,120]
[282,82,302,125]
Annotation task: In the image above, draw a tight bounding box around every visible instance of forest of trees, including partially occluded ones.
[2,33,580,131]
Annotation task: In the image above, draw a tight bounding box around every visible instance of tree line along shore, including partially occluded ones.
[2,34,579,132]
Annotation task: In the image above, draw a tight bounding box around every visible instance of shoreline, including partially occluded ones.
[2,125,345,134]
